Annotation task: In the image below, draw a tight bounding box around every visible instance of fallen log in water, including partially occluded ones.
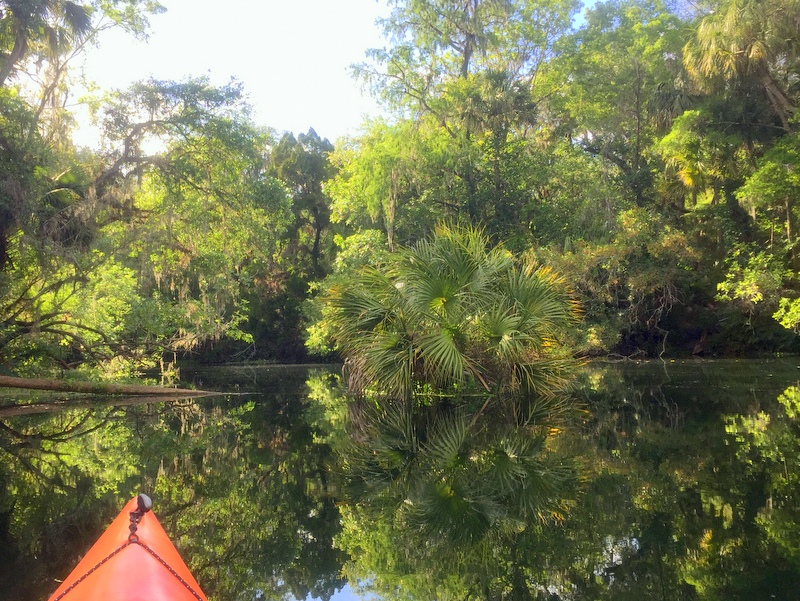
[0,375,216,397]
[0,395,204,418]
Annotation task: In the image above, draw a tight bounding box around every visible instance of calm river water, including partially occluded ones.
[2,359,800,601]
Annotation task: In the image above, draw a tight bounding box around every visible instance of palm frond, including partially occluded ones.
[482,304,535,364]
[329,280,392,340]
[404,478,496,546]
[361,330,414,400]
[423,412,470,470]
[505,264,577,334]
[513,454,576,522]
[62,1,92,39]
[417,326,471,387]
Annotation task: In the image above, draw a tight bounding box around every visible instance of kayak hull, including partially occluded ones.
[47,497,207,601]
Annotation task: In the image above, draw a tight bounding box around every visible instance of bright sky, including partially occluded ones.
[77,0,391,145]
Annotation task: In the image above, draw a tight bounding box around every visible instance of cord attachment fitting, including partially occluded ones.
[128,493,152,543]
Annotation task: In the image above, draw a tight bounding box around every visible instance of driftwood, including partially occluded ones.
[0,375,215,397]
[0,395,205,418]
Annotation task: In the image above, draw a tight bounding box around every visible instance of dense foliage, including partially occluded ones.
[4,2,800,599]
[0,0,799,369]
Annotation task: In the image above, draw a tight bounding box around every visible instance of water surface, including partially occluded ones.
[2,359,799,600]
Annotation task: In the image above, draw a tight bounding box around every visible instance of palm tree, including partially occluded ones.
[683,0,799,131]
[325,222,579,405]
[0,0,93,86]
[328,225,579,598]
[341,399,576,550]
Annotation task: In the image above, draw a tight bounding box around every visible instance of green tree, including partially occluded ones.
[327,119,446,249]
[0,78,293,373]
[0,0,164,264]
[737,131,800,257]
[96,79,292,358]
[0,0,169,374]
[546,0,686,206]
[269,128,336,279]
[350,0,578,228]
[361,0,578,108]
[656,108,750,209]
[684,0,799,132]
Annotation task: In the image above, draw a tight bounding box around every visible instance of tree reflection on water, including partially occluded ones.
[2,361,800,600]
[0,366,345,601]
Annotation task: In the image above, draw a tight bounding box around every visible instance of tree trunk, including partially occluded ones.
[0,31,28,87]
[0,395,208,418]
[759,69,795,132]
[0,376,216,396]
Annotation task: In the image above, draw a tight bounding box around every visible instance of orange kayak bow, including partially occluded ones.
[48,495,207,601]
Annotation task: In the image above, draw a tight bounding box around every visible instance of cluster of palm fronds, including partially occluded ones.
[326,223,582,554]
[327,222,580,404]
[340,398,577,553]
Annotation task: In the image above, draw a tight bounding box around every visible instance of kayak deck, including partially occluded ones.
[48,495,207,601]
